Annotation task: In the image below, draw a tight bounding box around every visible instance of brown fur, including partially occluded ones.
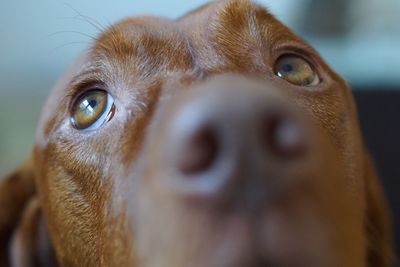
[0,0,394,266]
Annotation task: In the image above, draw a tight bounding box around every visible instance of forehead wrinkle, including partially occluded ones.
[179,0,298,73]
[212,0,292,54]
[95,25,138,60]
[93,18,193,74]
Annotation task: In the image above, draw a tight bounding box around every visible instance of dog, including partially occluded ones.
[0,0,394,266]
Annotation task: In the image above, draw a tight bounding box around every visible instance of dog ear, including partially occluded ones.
[0,158,36,266]
[9,197,58,267]
[364,154,395,267]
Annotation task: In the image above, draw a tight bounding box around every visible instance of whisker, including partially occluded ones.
[56,16,103,34]
[47,30,97,41]
[63,3,107,32]
[51,41,89,53]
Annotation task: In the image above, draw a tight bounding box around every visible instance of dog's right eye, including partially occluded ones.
[70,89,116,131]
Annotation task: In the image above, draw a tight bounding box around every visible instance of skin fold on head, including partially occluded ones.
[0,0,394,266]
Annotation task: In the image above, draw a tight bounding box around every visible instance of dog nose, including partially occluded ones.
[163,77,311,201]
[177,112,305,176]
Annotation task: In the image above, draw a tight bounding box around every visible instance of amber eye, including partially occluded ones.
[274,54,320,86]
[71,89,115,130]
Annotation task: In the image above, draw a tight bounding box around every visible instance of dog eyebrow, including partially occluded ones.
[96,29,136,58]
[64,69,105,100]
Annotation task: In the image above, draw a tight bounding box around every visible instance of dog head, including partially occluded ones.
[0,1,394,266]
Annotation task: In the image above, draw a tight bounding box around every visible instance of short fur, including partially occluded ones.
[0,1,394,266]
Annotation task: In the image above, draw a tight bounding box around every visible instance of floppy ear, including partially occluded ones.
[364,154,396,267]
[0,159,36,266]
[9,197,57,267]
[0,158,57,267]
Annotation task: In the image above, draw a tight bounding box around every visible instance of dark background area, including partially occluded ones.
[355,89,400,259]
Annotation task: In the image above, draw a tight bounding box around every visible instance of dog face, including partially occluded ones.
[0,1,394,267]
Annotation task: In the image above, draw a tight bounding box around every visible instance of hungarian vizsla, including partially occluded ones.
[0,0,395,266]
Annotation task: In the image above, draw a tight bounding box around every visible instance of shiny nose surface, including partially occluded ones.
[163,77,312,200]
[177,111,305,176]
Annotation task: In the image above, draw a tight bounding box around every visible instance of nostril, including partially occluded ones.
[265,115,306,159]
[178,125,219,176]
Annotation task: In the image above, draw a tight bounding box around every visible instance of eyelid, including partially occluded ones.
[67,79,106,107]
[273,41,316,59]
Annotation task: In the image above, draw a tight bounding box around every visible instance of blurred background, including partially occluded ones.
[0,0,399,255]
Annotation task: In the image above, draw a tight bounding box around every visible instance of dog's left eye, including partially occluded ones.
[70,89,115,130]
[274,54,320,86]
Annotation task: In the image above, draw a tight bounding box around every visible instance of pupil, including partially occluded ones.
[88,99,97,108]
[282,64,293,73]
